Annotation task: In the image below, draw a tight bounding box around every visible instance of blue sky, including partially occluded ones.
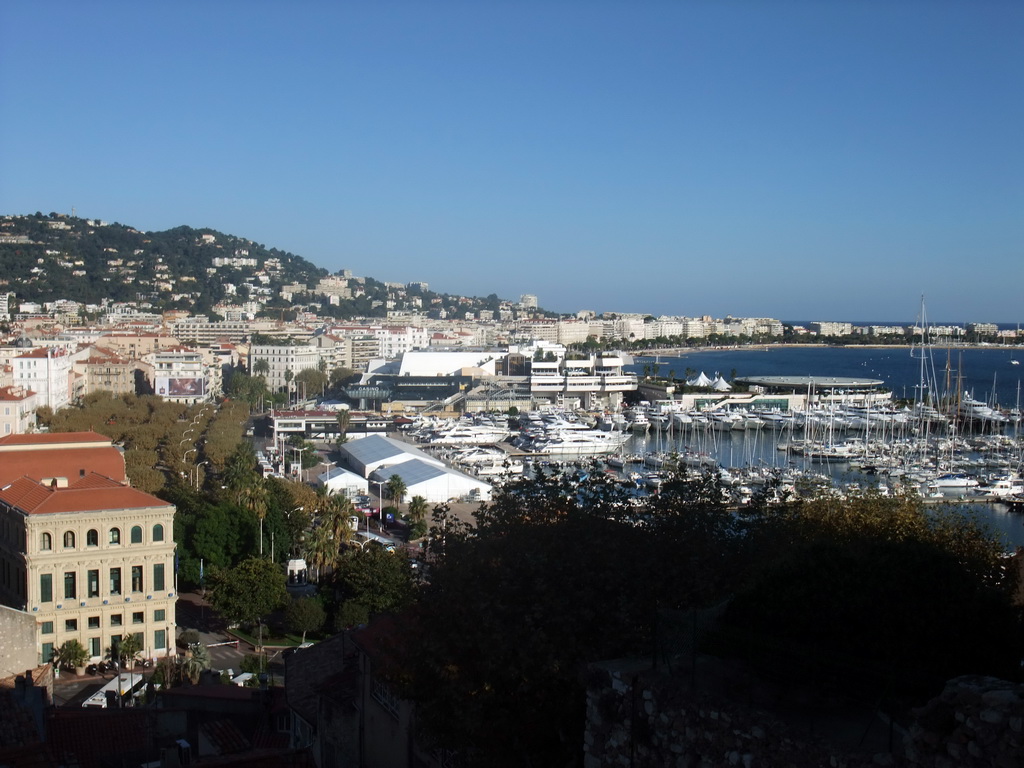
[1,1,1021,323]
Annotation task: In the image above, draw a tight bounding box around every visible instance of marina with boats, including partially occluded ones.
[392,345,1024,545]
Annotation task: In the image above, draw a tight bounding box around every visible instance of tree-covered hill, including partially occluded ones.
[0,211,326,310]
[0,211,560,320]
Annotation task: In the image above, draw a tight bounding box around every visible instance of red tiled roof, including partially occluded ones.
[0,479,167,515]
[0,386,36,401]
[16,348,61,359]
[0,431,111,447]
[0,446,126,487]
[70,472,125,490]
[0,478,53,511]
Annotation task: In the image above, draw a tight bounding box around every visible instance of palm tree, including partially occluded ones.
[386,474,407,509]
[336,408,351,445]
[55,639,89,673]
[108,632,144,669]
[304,522,338,582]
[253,358,270,377]
[407,495,429,540]
[224,444,259,501]
[284,368,294,406]
[183,642,210,683]
[324,495,355,548]
[407,495,428,525]
[239,481,270,555]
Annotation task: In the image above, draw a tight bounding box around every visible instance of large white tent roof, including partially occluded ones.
[341,434,442,466]
[688,371,713,387]
[370,459,492,502]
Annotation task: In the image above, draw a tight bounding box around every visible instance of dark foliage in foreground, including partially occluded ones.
[390,466,1020,768]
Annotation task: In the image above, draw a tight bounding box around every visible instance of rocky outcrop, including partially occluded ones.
[584,662,1024,768]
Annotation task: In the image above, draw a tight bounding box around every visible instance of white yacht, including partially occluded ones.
[928,472,980,489]
[426,423,512,445]
[529,429,629,456]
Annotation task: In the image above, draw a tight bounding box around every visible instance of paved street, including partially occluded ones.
[176,592,256,676]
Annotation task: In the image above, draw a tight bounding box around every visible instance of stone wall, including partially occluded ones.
[905,676,1023,768]
[584,660,1023,768]
[0,605,38,679]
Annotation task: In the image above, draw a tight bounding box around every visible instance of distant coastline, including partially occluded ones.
[632,342,1020,356]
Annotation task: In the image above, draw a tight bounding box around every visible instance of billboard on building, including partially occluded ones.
[156,377,205,397]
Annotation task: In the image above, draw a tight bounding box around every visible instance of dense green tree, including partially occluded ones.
[331,545,417,629]
[329,366,355,389]
[285,597,326,643]
[394,470,1017,767]
[207,557,289,628]
[294,367,328,399]
[718,535,1019,698]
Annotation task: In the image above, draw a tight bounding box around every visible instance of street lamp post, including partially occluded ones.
[192,461,209,491]
[315,460,335,484]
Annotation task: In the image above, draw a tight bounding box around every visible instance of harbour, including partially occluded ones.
[398,343,1024,549]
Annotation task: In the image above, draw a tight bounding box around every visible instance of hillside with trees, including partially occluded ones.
[0,212,325,310]
[0,212,559,321]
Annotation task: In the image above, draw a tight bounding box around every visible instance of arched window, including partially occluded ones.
[63,531,75,548]
[130,526,143,544]
[41,532,52,551]
[86,529,98,547]
[152,524,164,542]
[109,528,121,545]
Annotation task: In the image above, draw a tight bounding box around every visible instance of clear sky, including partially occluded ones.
[1,1,1021,323]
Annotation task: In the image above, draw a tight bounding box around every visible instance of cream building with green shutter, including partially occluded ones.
[0,432,177,666]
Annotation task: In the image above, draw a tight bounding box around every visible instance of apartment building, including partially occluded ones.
[13,347,73,411]
[96,332,181,360]
[249,342,321,393]
[151,347,211,404]
[72,346,139,397]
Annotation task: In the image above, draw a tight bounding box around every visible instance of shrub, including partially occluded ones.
[178,628,200,647]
